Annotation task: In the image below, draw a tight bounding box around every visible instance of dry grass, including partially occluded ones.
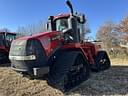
[0,58,127,96]
[111,58,128,66]
[0,67,63,96]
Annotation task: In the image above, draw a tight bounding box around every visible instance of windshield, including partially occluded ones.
[6,34,16,41]
[5,33,16,47]
[56,18,69,31]
[0,33,16,47]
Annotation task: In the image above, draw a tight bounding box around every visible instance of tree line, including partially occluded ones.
[0,15,127,57]
[96,15,128,56]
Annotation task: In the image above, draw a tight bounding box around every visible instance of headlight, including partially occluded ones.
[9,55,36,60]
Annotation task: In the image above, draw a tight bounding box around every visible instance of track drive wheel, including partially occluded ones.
[94,51,111,72]
[48,51,90,92]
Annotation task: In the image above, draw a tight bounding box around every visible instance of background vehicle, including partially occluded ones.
[0,32,16,64]
[9,0,111,91]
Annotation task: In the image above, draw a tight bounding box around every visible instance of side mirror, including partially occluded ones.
[78,14,86,24]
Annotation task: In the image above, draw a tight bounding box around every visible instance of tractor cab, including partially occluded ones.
[0,32,16,64]
[0,32,16,49]
[9,0,111,91]
[46,1,86,43]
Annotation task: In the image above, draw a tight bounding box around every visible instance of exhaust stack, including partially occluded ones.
[66,0,74,15]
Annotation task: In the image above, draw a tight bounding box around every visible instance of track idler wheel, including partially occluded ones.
[94,51,111,72]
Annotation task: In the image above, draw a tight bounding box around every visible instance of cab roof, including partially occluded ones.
[0,32,16,35]
[53,14,70,20]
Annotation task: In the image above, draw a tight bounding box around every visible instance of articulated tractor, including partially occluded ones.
[9,1,110,91]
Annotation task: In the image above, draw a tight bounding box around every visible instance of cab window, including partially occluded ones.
[5,33,16,47]
[77,23,85,41]
[56,18,69,31]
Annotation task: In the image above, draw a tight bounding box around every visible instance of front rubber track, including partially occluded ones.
[48,51,90,92]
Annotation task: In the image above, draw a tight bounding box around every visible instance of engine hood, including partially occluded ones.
[17,31,61,41]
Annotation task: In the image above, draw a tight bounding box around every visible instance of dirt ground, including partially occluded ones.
[0,59,128,96]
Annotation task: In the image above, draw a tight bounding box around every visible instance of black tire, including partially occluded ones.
[48,51,90,92]
[94,51,111,72]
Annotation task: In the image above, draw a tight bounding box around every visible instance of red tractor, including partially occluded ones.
[0,32,16,64]
[9,1,110,91]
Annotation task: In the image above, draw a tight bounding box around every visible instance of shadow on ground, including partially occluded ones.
[0,63,10,67]
[65,66,128,95]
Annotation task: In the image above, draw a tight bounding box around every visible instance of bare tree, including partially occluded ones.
[96,21,120,49]
[0,28,10,32]
[16,20,46,37]
[116,16,128,41]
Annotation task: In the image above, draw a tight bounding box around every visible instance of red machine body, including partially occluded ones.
[12,26,98,65]
[17,31,62,56]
